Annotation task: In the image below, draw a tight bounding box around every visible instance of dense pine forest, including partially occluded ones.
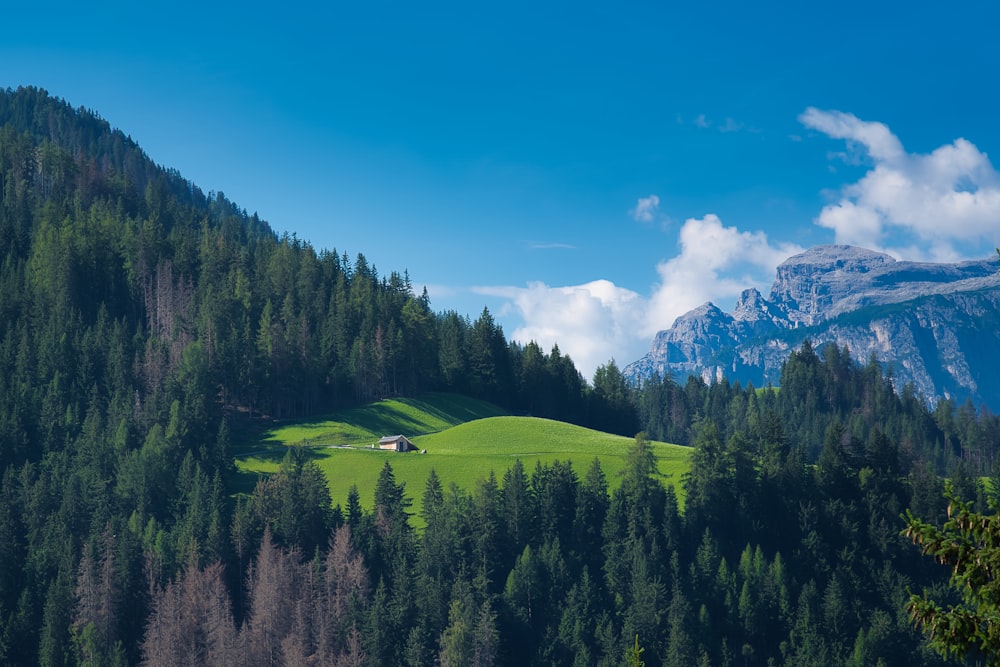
[2,86,1000,665]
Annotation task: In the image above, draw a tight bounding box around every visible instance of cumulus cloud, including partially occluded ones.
[461,109,1000,382]
[644,215,803,336]
[473,280,648,381]
[800,108,903,162]
[477,216,800,380]
[630,194,661,223]
[801,107,1000,259]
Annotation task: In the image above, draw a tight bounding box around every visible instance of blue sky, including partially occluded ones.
[5,1,1000,379]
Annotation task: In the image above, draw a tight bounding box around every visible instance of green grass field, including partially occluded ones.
[241,393,506,451]
[234,393,692,523]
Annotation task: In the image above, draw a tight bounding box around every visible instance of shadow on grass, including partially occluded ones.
[342,403,430,437]
[399,393,505,426]
[318,394,502,439]
[232,393,505,464]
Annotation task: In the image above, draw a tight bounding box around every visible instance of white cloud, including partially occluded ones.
[476,215,800,381]
[811,200,884,250]
[800,108,903,162]
[644,215,803,336]
[459,110,1000,383]
[473,280,648,381]
[801,108,1000,259]
[630,194,661,223]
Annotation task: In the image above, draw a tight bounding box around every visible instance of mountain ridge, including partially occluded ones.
[625,244,1000,407]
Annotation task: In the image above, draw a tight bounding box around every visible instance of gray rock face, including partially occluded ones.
[770,245,895,325]
[624,245,1000,407]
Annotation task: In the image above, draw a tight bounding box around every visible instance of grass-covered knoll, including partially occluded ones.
[318,417,690,521]
[233,392,506,490]
[237,406,692,523]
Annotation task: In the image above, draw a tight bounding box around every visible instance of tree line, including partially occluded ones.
[0,85,996,665]
[634,340,1000,482]
[0,84,626,665]
[141,415,966,666]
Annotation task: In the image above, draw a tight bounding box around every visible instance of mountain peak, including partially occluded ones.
[681,301,725,319]
[733,287,771,321]
[777,244,895,270]
[625,244,1000,407]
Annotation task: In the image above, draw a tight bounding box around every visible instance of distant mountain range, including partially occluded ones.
[624,245,1000,408]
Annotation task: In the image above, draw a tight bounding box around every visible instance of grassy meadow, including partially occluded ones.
[235,393,692,523]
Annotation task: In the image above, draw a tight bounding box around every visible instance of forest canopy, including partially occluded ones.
[1,86,999,666]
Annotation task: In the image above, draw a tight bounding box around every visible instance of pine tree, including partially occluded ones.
[904,483,1000,664]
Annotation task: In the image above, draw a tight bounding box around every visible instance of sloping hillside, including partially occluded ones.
[236,396,691,521]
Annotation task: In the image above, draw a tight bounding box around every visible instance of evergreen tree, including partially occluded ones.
[905,483,1000,664]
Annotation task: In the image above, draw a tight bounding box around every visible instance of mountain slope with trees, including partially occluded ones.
[0,85,633,664]
[0,85,996,665]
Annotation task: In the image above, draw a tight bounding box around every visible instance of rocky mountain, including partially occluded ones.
[624,245,1000,408]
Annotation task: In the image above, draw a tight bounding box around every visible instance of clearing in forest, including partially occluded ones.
[234,393,692,521]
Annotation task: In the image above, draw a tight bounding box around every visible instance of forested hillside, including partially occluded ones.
[634,341,1000,478]
[0,85,629,664]
[0,85,996,665]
